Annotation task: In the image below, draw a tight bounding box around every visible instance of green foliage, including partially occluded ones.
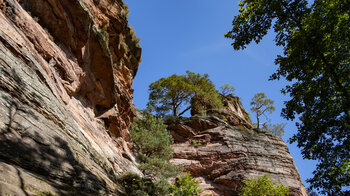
[191,140,202,148]
[169,172,202,196]
[148,73,192,117]
[235,125,252,133]
[250,94,285,137]
[261,123,286,137]
[117,172,156,196]
[219,84,236,96]
[129,26,141,47]
[23,184,58,196]
[226,0,350,193]
[130,111,182,195]
[241,174,289,196]
[130,111,173,161]
[250,93,275,129]
[138,157,181,181]
[112,0,130,20]
[125,25,142,62]
[307,187,319,196]
[186,71,223,116]
[148,71,223,117]
[96,26,110,57]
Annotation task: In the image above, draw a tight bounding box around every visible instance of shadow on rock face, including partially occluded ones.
[0,69,110,195]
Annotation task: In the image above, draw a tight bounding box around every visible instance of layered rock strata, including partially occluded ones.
[169,97,308,196]
[0,0,141,195]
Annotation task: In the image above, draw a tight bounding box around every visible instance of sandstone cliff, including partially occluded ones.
[169,96,308,196]
[0,0,309,195]
[0,0,141,195]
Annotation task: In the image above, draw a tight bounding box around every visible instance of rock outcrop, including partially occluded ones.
[0,0,309,195]
[169,97,308,196]
[0,0,141,195]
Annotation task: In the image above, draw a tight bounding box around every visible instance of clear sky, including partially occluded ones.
[125,0,318,189]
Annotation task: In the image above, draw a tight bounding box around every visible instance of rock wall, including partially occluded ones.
[0,0,309,195]
[0,0,141,195]
[169,97,308,196]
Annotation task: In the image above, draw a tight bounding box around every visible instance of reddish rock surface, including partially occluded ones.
[169,97,308,196]
[0,0,310,195]
[0,0,141,195]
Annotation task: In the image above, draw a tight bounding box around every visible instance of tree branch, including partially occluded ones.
[178,106,191,117]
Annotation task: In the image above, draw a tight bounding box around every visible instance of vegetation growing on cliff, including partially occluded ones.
[241,174,289,196]
[262,123,286,137]
[250,93,275,130]
[148,71,223,117]
[219,84,236,96]
[130,111,182,194]
[129,111,207,195]
[226,0,350,193]
[249,93,285,136]
[169,172,202,196]
[117,172,156,196]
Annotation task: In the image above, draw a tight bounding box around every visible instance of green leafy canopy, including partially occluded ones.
[219,84,236,96]
[169,172,202,196]
[241,174,289,196]
[148,71,223,117]
[226,0,350,194]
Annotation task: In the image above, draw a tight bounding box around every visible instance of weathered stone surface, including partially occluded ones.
[170,99,308,196]
[191,95,253,130]
[221,95,253,129]
[0,0,141,195]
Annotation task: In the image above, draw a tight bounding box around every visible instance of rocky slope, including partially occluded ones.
[169,96,308,196]
[0,0,141,195]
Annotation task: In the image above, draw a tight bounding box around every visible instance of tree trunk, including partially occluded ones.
[173,105,177,117]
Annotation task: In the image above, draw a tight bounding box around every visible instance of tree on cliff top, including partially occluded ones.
[148,71,222,117]
[226,0,350,194]
[250,93,275,129]
[219,84,236,96]
[250,93,285,136]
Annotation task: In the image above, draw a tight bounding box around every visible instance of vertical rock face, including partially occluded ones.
[0,0,310,195]
[169,97,308,196]
[0,0,141,195]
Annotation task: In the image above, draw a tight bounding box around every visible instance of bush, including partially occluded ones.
[261,123,286,137]
[241,174,289,196]
[130,111,174,162]
[130,111,182,195]
[117,172,155,196]
[169,172,202,196]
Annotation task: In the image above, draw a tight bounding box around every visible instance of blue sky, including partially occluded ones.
[125,0,318,189]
